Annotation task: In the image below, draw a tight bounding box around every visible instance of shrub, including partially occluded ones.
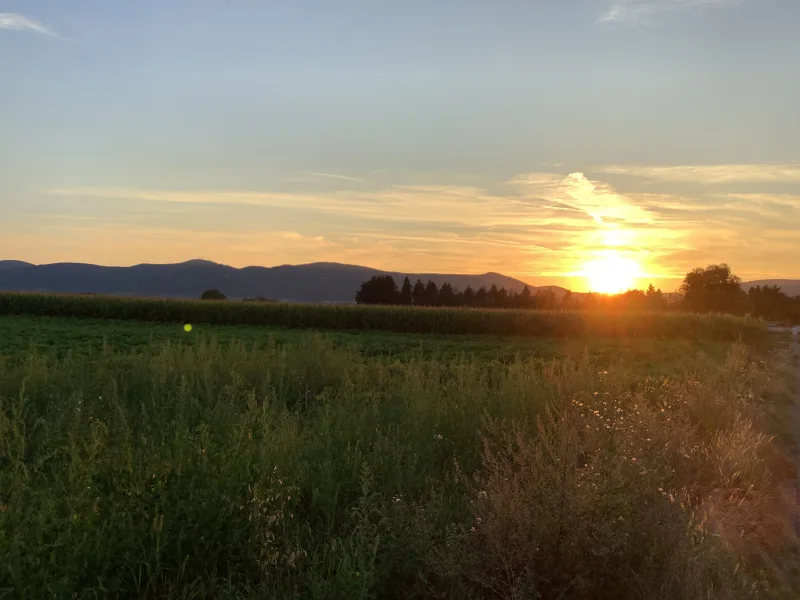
[200,288,227,301]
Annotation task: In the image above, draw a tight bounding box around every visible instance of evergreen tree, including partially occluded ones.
[462,285,475,307]
[475,286,488,307]
[439,282,457,306]
[412,279,426,305]
[399,276,413,305]
[519,285,533,309]
[488,284,499,308]
[497,287,509,308]
[423,280,439,306]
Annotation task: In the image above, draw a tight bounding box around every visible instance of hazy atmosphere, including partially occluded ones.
[4,4,800,598]
[3,0,799,291]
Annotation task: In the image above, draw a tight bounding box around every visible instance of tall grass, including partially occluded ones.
[0,336,796,598]
[0,292,766,341]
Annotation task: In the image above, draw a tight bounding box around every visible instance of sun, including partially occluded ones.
[583,252,641,294]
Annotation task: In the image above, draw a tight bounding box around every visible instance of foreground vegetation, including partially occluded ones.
[0,292,767,342]
[1,329,798,598]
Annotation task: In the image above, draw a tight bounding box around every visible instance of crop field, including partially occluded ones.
[1,309,799,598]
[0,292,768,342]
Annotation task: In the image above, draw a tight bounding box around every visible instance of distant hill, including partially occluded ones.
[0,260,34,271]
[0,259,566,303]
[742,280,800,297]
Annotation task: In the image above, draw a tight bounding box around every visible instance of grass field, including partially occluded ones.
[0,291,768,342]
[1,312,798,599]
[0,315,735,375]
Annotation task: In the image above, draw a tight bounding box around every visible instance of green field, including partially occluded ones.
[1,310,798,599]
[0,315,735,375]
[0,291,768,341]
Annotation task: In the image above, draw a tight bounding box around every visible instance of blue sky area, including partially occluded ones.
[2,0,799,290]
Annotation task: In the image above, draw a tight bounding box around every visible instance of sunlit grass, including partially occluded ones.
[0,335,797,598]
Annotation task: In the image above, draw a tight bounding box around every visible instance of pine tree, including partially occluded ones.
[412,279,426,305]
[423,280,439,306]
[400,276,413,305]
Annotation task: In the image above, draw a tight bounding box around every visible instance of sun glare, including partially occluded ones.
[583,252,641,294]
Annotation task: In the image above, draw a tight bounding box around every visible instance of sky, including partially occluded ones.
[2,0,799,291]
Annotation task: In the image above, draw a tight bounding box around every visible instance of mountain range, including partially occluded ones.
[0,260,567,303]
[1,260,798,303]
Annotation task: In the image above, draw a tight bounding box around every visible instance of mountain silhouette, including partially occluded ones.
[0,259,566,303]
[741,279,800,297]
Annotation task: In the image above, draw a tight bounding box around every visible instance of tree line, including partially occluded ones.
[354,264,800,323]
[354,275,668,311]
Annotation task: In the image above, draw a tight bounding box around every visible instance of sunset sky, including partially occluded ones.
[2,0,799,291]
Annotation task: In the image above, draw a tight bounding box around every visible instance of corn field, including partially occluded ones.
[0,291,766,341]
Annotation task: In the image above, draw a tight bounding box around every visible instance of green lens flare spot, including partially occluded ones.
[184,324,193,332]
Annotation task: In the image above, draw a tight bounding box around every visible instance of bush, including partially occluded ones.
[200,288,227,301]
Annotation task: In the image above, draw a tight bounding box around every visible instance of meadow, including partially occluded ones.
[1,308,799,599]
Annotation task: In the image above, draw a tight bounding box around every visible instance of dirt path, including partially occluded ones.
[791,332,800,536]
[771,327,800,536]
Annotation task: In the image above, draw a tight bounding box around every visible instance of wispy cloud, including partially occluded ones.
[37,163,800,284]
[593,163,800,183]
[0,12,58,37]
[300,171,363,183]
[598,0,744,24]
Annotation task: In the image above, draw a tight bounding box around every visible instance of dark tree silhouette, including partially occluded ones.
[748,285,794,322]
[399,276,413,305]
[680,264,749,314]
[439,282,457,307]
[518,285,533,309]
[412,279,426,306]
[351,265,800,320]
[475,286,488,307]
[462,285,475,307]
[355,275,399,305]
[496,287,509,309]
[645,284,667,311]
[536,288,557,310]
[487,284,499,307]
[200,288,226,301]
[423,280,439,306]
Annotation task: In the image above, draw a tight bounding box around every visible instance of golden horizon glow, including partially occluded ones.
[582,251,642,295]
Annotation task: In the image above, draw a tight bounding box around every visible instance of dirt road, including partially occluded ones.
[770,327,800,536]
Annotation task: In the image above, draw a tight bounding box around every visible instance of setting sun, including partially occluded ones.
[583,252,642,294]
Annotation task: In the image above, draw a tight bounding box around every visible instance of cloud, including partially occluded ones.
[0,12,57,37]
[593,163,800,184]
[37,164,800,285]
[598,0,744,24]
[300,172,363,183]
[509,172,654,225]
